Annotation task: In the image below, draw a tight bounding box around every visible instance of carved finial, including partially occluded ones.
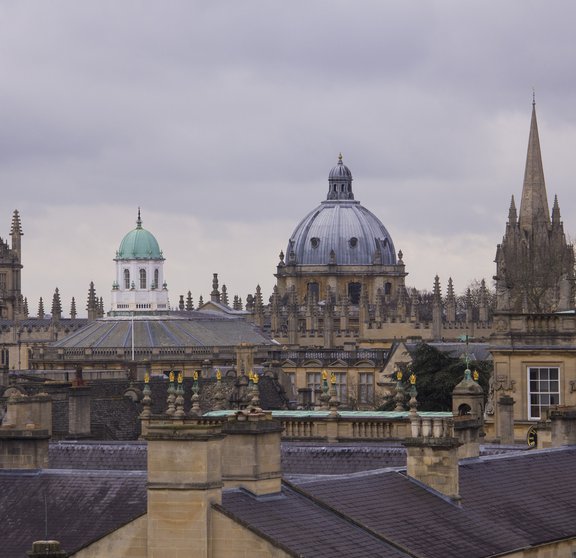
[174,371,185,418]
[137,208,142,228]
[394,368,406,412]
[532,87,536,107]
[140,373,152,419]
[190,370,201,416]
[166,371,176,416]
[338,152,343,163]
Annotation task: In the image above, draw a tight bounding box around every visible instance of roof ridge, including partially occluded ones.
[282,477,418,557]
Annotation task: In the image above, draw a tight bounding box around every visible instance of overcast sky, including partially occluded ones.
[2,1,576,317]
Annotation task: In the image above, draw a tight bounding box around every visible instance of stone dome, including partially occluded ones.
[286,157,396,266]
[116,210,164,261]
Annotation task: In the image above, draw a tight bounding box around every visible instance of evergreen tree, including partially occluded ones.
[381,342,492,412]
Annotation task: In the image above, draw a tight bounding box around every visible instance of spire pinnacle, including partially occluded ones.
[552,194,561,225]
[519,102,550,233]
[136,208,142,229]
[508,195,517,224]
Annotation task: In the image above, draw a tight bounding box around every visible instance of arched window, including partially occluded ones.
[458,403,472,416]
[140,269,146,289]
[154,269,159,289]
[348,282,362,305]
[384,282,392,295]
[307,282,319,300]
[124,269,130,289]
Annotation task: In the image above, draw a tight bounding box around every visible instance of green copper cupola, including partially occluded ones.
[116,209,164,261]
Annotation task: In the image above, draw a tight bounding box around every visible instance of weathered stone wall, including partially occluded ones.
[71,516,147,558]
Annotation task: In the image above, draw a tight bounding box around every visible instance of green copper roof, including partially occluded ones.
[116,210,163,261]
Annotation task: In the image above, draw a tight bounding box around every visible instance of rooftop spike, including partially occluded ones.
[519,102,550,233]
[508,195,517,224]
[552,194,561,225]
[10,210,23,236]
[136,208,142,229]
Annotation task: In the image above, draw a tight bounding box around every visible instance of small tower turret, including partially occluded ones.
[51,288,62,322]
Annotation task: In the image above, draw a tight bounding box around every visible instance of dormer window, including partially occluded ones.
[310,237,320,249]
[349,237,358,248]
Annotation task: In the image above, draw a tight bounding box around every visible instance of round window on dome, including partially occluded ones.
[349,237,358,248]
[310,237,320,249]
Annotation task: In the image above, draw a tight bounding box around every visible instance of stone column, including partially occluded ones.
[146,420,224,558]
[496,395,515,445]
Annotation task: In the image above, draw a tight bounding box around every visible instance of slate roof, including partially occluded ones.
[3,441,575,557]
[218,447,576,558]
[49,441,147,470]
[218,486,411,558]
[51,312,275,349]
[281,444,407,475]
[0,468,146,558]
[459,447,576,548]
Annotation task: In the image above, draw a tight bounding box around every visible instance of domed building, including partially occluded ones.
[270,155,420,356]
[276,155,405,307]
[29,211,277,379]
[110,209,170,315]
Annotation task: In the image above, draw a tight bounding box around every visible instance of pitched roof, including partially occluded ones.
[0,469,146,558]
[51,313,276,350]
[218,485,412,558]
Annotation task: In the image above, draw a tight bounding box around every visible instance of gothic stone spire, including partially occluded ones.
[519,102,550,233]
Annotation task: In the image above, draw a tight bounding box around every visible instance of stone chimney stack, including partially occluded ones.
[403,416,461,500]
[495,395,515,445]
[27,540,68,558]
[68,379,91,439]
[221,406,283,496]
[550,406,576,447]
[146,419,224,557]
[0,391,51,469]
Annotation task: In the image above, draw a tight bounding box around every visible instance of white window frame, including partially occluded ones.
[527,366,560,420]
[333,372,348,403]
[358,372,374,405]
[306,372,321,404]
